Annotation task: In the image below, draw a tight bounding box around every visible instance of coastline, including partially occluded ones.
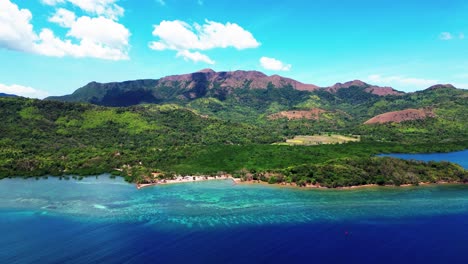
[234,180,464,190]
[136,176,465,190]
[136,175,240,189]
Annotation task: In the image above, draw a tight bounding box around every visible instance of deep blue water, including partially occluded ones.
[0,150,467,263]
[380,149,468,169]
[1,211,468,264]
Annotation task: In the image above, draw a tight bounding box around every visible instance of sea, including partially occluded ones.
[0,150,467,263]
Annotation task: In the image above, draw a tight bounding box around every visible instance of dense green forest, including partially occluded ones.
[1,78,467,187]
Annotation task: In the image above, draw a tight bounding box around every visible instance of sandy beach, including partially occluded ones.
[136,175,240,189]
[136,175,463,190]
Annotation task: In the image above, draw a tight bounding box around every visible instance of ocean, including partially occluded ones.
[0,150,467,263]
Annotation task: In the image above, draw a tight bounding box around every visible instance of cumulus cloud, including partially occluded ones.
[49,8,76,27]
[367,74,438,88]
[0,83,48,98]
[67,16,129,49]
[149,19,260,64]
[0,0,38,52]
[42,0,123,20]
[260,57,291,71]
[0,0,130,60]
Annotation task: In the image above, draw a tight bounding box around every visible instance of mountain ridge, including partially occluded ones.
[0,93,18,97]
[46,69,408,106]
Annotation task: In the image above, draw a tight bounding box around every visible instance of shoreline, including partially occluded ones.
[136,175,240,189]
[233,180,463,190]
[136,176,465,190]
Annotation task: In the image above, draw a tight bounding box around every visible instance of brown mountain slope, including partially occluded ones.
[325,80,403,96]
[159,69,320,92]
[364,108,436,124]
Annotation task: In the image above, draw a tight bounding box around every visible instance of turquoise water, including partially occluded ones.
[0,149,467,263]
[0,177,467,229]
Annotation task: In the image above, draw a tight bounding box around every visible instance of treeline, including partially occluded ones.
[279,157,468,188]
[0,97,467,187]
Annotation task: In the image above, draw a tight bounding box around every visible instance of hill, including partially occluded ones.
[0,93,18,97]
[364,108,436,124]
[0,95,466,186]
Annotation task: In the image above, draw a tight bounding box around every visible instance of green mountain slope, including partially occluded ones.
[0,97,280,178]
[3,73,467,187]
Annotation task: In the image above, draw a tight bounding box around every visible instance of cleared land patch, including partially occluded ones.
[276,134,360,146]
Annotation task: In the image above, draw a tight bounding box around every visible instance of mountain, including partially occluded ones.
[46,69,320,106]
[46,69,404,107]
[425,84,456,91]
[325,80,403,96]
[0,93,18,97]
[43,69,468,139]
[160,69,320,92]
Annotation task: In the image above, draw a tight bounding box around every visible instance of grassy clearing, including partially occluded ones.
[276,134,360,146]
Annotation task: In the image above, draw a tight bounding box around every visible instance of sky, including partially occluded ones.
[0,0,467,98]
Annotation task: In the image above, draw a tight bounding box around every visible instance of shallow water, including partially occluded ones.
[1,176,468,263]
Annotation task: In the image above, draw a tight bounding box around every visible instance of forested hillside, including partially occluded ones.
[2,70,467,187]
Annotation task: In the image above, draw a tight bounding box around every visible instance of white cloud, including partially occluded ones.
[176,50,214,64]
[49,8,76,27]
[41,0,65,5]
[67,16,129,49]
[198,0,204,5]
[33,28,128,60]
[0,0,130,60]
[0,83,48,99]
[156,0,166,5]
[149,19,260,64]
[260,57,291,71]
[439,32,453,40]
[0,0,38,52]
[367,74,438,89]
[454,83,468,89]
[459,33,465,39]
[42,0,123,20]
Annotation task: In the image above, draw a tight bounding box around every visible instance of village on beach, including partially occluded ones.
[136,174,239,189]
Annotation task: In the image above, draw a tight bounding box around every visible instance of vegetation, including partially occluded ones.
[1,82,467,187]
[281,157,467,188]
[275,134,360,146]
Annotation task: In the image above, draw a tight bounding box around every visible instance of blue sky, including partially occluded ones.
[0,0,467,98]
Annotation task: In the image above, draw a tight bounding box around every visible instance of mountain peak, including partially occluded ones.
[425,84,456,91]
[330,80,368,90]
[198,68,215,73]
[326,80,403,96]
